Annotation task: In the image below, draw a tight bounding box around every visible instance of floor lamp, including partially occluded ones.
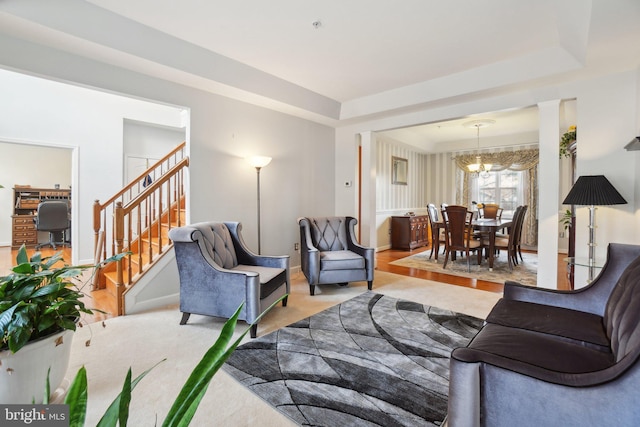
[562,175,627,281]
[246,156,272,254]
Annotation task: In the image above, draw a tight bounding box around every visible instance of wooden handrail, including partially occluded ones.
[93,142,188,316]
[99,142,186,209]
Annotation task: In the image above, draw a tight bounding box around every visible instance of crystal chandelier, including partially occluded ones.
[464,119,495,178]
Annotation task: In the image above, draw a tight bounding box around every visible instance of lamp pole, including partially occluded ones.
[255,165,263,254]
[587,205,597,281]
[246,156,272,254]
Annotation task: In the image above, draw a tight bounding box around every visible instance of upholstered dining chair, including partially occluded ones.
[168,221,290,338]
[478,203,503,220]
[441,205,485,272]
[298,216,374,296]
[427,203,446,260]
[481,205,524,270]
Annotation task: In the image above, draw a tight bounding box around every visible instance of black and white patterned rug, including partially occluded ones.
[223,292,482,426]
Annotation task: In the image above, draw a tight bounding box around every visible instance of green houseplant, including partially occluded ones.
[0,245,126,403]
[560,125,576,158]
[47,297,285,427]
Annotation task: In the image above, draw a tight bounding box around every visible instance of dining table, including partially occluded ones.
[472,218,513,271]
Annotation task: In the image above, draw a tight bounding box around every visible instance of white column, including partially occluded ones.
[537,100,561,288]
[359,131,377,248]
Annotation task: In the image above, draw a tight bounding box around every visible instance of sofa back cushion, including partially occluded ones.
[309,217,349,251]
[193,222,238,269]
[604,255,640,361]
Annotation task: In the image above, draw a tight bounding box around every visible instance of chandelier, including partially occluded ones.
[464,119,495,178]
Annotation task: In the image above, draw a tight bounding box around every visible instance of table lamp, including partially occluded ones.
[562,175,627,281]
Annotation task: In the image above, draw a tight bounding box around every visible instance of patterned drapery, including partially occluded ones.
[453,148,539,246]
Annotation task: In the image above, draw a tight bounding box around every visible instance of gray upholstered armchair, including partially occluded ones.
[168,221,289,338]
[298,216,374,296]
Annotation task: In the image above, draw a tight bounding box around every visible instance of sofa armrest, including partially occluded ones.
[504,243,640,316]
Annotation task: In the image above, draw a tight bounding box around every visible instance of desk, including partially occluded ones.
[472,218,513,270]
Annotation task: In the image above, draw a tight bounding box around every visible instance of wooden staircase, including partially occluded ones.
[93,142,188,316]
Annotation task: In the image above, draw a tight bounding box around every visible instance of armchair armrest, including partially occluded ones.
[224,221,289,270]
[297,217,320,285]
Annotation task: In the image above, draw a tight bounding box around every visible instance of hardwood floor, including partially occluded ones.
[376,245,572,292]
[0,243,571,325]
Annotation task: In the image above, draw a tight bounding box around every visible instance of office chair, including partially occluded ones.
[35,201,70,250]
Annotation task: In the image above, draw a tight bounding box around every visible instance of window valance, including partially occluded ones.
[453,148,539,172]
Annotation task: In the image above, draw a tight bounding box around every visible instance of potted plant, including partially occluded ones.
[0,245,125,404]
[560,125,576,158]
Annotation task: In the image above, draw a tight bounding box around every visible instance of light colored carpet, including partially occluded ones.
[66,271,501,426]
[390,251,537,286]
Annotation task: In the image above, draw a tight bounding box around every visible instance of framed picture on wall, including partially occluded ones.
[392,156,408,185]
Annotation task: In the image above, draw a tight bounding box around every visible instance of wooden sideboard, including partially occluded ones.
[390,215,431,250]
[11,186,71,249]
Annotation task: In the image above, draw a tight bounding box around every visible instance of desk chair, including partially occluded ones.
[35,201,70,250]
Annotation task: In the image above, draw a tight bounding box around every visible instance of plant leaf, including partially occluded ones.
[162,294,286,427]
[118,368,132,427]
[65,366,88,427]
[96,359,166,427]
[161,303,244,427]
[16,245,29,265]
[43,367,51,405]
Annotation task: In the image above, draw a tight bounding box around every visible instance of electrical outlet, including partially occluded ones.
[294,243,299,251]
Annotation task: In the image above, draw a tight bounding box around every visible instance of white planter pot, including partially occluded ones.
[0,329,74,404]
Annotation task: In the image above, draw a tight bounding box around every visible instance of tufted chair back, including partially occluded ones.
[191,222,238,269]
[309,217,350,251]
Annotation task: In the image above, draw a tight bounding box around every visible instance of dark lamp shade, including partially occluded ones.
[562,175,627,206]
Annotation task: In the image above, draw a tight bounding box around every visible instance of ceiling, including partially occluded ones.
[0,0,639,147]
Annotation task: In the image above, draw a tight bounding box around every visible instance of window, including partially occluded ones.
[471,170,523,218]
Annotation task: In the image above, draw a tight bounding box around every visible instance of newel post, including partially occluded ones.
[114,202,125,315]
[93,200,101,258]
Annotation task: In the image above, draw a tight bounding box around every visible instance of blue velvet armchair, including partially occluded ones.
[298,216,374,295]
[168,221,289,338]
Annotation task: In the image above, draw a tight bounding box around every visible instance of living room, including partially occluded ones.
[1,1,640,425]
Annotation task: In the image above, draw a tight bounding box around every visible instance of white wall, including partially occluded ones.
[0,69,186,262]
[0,142,72,246]
[0,37,336,268]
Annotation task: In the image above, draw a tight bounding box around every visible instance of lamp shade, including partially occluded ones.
[246,156,272,169]
[562,175,627,206]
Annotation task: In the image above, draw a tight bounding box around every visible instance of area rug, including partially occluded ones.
[390,250,538,286]
[222,292,483,426]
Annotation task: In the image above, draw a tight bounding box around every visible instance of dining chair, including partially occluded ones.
[479,203,503,220]
[513,205,528,264]
[441,205,485,272]
[427,203,446,260]
[481,205,524,270]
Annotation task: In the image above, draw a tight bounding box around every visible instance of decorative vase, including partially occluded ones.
[0,329,74,404]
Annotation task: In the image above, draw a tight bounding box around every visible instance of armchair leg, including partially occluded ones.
[309,284,315,296]
[367,280,373,290]
[250,324,258,339]
[180,312,190,325]
[282,295,288,307]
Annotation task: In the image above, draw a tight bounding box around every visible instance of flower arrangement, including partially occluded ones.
[560,125,576,158]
